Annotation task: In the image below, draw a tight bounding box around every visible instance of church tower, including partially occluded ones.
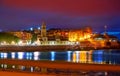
[41,21,47,37]
[40,21,48,44]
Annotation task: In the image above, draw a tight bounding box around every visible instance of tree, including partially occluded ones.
[31,34,37,43]
[0,32,20,44]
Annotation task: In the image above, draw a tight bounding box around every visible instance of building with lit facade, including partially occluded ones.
[91,33,119,48]
[1,22,119,48]
[32,22,119,48]
[35,22,69,45]
[34,22,93,45]
[68,27,92,42]
[9,31,32,44]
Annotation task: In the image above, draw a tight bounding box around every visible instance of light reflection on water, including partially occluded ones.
[0,50,120,64]
[51,51,55,61]
[34,52,40,60]
[67,51,71,62]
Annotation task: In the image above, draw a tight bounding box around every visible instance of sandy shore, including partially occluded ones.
[1,59,120,71]
[0,71,56,76]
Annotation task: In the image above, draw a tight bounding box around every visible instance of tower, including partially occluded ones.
[41,21,47,37]
[40,21,48,44]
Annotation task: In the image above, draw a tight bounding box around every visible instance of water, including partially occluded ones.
[0,49,120,75]
[0,49,120,65]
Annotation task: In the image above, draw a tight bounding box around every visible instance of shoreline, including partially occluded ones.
[0,45,120,52]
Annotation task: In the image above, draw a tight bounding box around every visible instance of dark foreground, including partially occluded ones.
[0,59,120,71]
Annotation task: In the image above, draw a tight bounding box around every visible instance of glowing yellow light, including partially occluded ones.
[79,51,87,63]
[73,52,76,62]
[11,41,15,45]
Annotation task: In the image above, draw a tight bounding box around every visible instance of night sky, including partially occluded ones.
[0,0,120,32]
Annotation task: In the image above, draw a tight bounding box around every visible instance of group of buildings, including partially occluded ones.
[3,21,119,48]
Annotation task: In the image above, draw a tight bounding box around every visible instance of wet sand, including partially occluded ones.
[0,71,55,76]
[1,59,120,71]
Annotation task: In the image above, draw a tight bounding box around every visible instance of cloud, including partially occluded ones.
[0,0,120,32]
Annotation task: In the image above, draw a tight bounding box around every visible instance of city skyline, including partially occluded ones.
[0,1,120,75]
[0,0,120,32]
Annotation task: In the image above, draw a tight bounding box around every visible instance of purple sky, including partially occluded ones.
[0,0,120,32]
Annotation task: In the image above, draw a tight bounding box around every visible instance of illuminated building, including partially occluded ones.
[10,31,32,40]
[10,31,32,43]
[41,21,47,37]
[37,22,69,45]
[2,22,118,48]
[91,33,119,48]
[68,27,92,42]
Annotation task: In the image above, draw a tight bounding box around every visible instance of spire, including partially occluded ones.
[104,25,107,34]
[41,21,47,37]
[42,21,46,26]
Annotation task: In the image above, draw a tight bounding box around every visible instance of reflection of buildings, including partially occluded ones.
[0,50,120,65]
[72,50,108,64]
[72,51,93,63]
[92,50,104,63]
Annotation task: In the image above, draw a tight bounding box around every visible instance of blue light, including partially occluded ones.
[34,52,40,60]
[93,50,103,63]
[30,27,33,31]
[51,51,55,61]
[67,51,72,62]
[26,52,30,60]
[38,27,40,30]
[18,52,24,60]
[0,53,4,58]
[75,51,80,62]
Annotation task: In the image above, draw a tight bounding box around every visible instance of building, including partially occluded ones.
[9,31,32,44]
[34,22,93,46]
[91,33,119,48]
[68,27,92,42]
[35,22,69,45]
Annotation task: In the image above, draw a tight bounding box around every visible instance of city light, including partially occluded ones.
[0,0,120,75]
[30,27,33,31]
[38,27,40,30]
